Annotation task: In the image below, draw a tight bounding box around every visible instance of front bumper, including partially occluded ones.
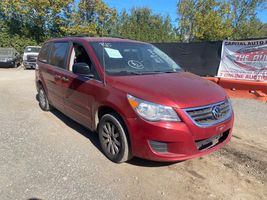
[23,61,36,69]
[126,111,234,162]
[0,61,15,68]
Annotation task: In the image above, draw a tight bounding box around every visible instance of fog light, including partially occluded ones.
[149,140,168,153]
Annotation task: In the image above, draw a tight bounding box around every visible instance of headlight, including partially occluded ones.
[226,97,233,111]
[127,94,181,122]
[6,58,13,62]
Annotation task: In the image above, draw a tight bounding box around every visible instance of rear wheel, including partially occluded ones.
[38,86,51,111]
[98,113,132,163]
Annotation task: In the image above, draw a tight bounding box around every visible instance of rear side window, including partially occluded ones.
[49,42,69,69]
[39,43,52,63]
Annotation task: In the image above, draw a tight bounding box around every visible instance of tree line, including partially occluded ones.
[0,0,266,52]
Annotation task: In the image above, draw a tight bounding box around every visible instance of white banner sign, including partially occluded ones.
[218,39,267,81]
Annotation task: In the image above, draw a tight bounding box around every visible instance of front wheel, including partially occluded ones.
[98,113,132,163]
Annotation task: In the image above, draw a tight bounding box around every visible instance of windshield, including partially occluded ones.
[0,48,14,56]
[24,47,41,53]
[90,42,182,76]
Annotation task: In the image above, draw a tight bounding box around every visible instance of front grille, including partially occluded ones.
[184,99,232,127]
[27,55,37,62]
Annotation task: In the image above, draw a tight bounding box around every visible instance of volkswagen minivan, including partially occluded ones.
[35,37,234,163]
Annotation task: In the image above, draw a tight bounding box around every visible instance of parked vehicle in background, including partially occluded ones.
[0,48,21,68]
[35,36,234,163]
[23,46,41,69]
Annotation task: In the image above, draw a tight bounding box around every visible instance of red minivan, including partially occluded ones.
[35,37,234,163]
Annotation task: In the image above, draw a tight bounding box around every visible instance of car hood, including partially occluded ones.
[0,55,14,58]
[108,72,227,109]
[23,52,39,56]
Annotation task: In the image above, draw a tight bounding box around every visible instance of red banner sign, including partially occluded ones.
[218,39,267,82]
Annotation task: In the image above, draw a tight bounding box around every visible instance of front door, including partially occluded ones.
[61,42,103,129]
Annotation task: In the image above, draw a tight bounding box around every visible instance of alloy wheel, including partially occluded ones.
[101,121,121,155]
[39,89,46,109]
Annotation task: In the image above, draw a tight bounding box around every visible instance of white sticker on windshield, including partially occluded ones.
[104,48,123,58]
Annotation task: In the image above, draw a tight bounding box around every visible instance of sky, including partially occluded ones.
[103,0,267,25]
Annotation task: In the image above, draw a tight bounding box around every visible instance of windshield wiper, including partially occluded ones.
[139,71,180,74]
[107,70,182,76]
[107,71,143,75]
[137,71,163,74]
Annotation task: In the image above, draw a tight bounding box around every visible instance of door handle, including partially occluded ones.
[55,75,61,80]
[61,77,69,82]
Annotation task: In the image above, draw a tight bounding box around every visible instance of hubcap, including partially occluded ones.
[102,122,121,155]
[39,89,46,108]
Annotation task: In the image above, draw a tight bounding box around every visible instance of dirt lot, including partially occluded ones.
[0,68,266,200]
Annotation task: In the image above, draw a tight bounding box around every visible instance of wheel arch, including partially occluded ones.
[36,80,44,90]
[95,105,126,131]
[36,79,51,105]
[94,105,132,150]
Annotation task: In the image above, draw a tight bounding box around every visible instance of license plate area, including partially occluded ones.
[196,130,229,151]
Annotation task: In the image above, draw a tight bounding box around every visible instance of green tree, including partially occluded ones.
[177,0,233,41]
[1,0,73,42]
[230,0,266,39]
[0,0,118,51]
[260,23,267,37]
[61,0,117,36]
[116,7,178,42]
[0,18,37,53]
[177,0,266,41]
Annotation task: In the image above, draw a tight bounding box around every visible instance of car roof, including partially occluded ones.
[25,46,41,48]
[46,37,147,44]
[0,47,16,50]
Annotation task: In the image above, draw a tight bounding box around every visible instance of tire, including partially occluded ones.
[98,113,132,163]
[38,86,51,111]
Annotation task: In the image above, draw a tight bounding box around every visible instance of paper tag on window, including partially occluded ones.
[104,48,123,58]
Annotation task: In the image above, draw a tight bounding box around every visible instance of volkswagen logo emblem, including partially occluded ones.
[212,106,221,119]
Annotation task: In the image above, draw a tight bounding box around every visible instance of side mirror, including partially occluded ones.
[73,63,93,77]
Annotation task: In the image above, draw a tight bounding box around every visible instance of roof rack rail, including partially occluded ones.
[67,33,94,37]
[67,34,126,39]
[100,34,126,39]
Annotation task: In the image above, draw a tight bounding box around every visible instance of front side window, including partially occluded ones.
[90,42,182,76]
[69,43,100,80]
[69,43,92,70]
[49,42,69,69]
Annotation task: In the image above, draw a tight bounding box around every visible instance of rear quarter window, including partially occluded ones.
[38,43,52,63]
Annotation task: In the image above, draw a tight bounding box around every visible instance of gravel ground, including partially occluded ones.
[0,68,266,200]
